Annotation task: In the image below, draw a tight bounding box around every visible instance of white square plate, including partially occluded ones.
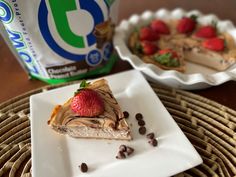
[30,70,202,177]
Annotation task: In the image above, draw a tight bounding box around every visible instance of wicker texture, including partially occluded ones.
[0,82,235,177]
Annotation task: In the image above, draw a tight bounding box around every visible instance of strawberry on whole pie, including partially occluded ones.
[195,25,217,38]
[202,37,225,51]
[176,15,197,34]
[140,41,158,55]
[139,27,159,41]
[48,79,131,140]
[151,20,170,35]
[128,14,236,72]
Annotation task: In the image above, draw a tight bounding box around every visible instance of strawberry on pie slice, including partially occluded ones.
[47,79,132,140]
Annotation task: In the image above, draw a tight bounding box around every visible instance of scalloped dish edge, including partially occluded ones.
[114,8,236,89]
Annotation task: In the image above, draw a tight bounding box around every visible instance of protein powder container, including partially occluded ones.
[0,0,119,84]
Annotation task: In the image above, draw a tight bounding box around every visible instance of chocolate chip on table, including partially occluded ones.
[148,138,158,147]
[135,113,143,121]
[116,151,126,159]
[138,120,145,126]
[146,132,155,139]
[79,163,88,173]
[126,147,134,156]
[123,111,129,118]
[119,145,127,152]
[139,126,146,135]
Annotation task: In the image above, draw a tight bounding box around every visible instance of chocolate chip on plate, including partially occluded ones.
[146,132,155,139]
[116,151,126,159]
[138,120,145,126]
[139,126,146,135]
[119,145,127,152]
[126,147,134,156]
[135,113,143,121]
[148,139,158,147]
[79,163,88,173]
[123,111,129,118]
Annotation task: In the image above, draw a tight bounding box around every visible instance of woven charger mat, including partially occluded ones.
[0,82,235,177]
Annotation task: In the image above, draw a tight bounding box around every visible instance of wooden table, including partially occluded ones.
[1,0,236,109]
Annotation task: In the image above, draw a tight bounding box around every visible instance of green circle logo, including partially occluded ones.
[0,0,13,24]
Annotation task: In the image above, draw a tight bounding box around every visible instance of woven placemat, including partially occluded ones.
[0,81,235,177]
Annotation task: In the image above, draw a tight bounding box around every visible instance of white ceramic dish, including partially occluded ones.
[30,70,202,177]
[114,8,236,90]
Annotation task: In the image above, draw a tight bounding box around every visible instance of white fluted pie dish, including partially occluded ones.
[114,8,236,90]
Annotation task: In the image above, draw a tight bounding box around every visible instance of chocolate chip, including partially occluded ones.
[135,113,143,121]
[126,147,134,156]
[138,120,145,126]
[116,151,126,159]
[139,126,146,135]
[148,139,158,147]
[146,133,155,139]
[119,145,127,152]
[79,163,88,173]
[123,111,129,118]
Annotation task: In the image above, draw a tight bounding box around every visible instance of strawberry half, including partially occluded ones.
[71,89,104,117]
[141,41,158,55]
[177,15,197,34]
[195,25,217,38]
[139,27,159,41]
[151,20,170,35]
[202,37,225,51]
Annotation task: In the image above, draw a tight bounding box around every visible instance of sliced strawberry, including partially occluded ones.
[158,49,178,58]
[177,16,197,34]
[151,20,170,35]
[141,41,158,55]
[195,25,217,38]
[139,27,159,41]
[71,89,104,117]
[202,37,225,51]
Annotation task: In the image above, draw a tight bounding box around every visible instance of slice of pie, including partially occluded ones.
[47,79,132,140]
[162,33,236,71]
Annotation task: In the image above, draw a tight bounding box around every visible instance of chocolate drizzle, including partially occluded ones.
[49,79,128,131]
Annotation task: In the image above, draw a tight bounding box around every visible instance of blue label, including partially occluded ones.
[86,49,102,66]
[102,42,113,61]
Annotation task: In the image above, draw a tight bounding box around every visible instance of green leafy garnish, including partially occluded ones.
[153,53,180,67]
[133,27,139,33]
[134,42,143,54]
[190,14,198,22]
[80,80,90,88]
[74,80,90,96]
[211,20,218,29]
[143,20,152,27]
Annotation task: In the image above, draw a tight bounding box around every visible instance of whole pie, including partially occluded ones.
[128,15,236,72]
[47,79,132,140]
